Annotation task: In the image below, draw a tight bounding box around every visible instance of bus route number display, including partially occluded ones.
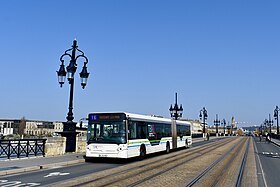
[89,113,125,122]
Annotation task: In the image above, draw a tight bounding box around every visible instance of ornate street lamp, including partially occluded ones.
[57,39,89,152]
[274,106,279,135]
[214,114,220,137]
[264,119,268,134]
[221,119,226,136]
[199,107,208,139]
[268,114,273,134]
[169,93,183,120]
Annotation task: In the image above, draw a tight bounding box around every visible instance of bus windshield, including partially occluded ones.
[88,121,126,144]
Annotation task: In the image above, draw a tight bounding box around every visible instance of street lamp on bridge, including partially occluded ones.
[169,93,183,120]
[268,114,273,135]
[263,119,269,135]
[214,114,220,137]
[199,107,208,140]
[221,119,226,136]
[57,39,90,152]
[274,106,280,135]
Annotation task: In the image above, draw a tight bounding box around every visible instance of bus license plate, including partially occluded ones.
[99,154,108,157]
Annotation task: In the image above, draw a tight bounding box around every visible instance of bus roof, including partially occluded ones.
[88,112,191,125]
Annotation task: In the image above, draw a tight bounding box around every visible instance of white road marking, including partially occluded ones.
[25,183,42,186]
[0,180,40,186]
[1,181,21,187]
[262,152,280,156]
[44,172,70,178]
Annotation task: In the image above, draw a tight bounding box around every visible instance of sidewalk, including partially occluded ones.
[0,153,85,176]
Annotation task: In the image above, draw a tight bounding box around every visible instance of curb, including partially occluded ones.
[0,155,44,162]
[0,159,85,176]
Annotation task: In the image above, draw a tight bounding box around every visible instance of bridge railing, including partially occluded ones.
[0,139,46,159]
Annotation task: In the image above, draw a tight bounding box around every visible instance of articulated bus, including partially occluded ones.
[85,112,192,160]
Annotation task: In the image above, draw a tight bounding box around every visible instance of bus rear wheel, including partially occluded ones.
[166,142,170,153]
[139,145,146,160]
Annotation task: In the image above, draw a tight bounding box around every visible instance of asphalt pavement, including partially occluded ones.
[254,136,280,187]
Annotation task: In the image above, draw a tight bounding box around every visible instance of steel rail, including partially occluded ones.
[235,137,250,187]
[186,137,248,187]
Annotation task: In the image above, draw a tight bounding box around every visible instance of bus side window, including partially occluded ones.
[163,124,171,137]
[187,126,191,136]
[128,121,137,139]
[138,122,148,139]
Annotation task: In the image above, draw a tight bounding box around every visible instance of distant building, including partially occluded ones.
[0,119,20,135]
[25,120,56,136]
[53,121,64,132]
[0,119,62,137]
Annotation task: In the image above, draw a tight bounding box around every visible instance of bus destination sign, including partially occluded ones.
[88,113,126,122]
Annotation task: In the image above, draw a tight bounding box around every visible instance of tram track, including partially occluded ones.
[57,137,239,187]
[125,139,237,187]
[186,137,250,187]
[236,137,250,187]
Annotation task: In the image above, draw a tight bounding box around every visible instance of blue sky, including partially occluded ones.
[0,0,280,127]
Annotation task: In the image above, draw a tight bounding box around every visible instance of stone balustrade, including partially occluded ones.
[44,136,87,156]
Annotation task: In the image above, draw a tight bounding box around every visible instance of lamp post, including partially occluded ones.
[199,107,208,140]
[214,114,220,137]
[221,119,226,136]
[274,106,279,135]
[169,93,183,120]
[57,39,89,152]
[169,92,183,149]
[268,114,273,135]
[264,119,268,134]
[261,121,266,135]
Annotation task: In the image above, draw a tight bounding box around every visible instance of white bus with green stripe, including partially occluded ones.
[85,112,192,160]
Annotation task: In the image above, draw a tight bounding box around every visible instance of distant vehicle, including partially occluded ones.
[85,112,192,160]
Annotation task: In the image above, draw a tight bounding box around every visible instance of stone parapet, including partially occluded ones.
[45,137,66,156]
[44,136,86,156]
[76,136,86,153]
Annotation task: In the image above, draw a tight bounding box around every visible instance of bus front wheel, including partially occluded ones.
[185,140,188,148]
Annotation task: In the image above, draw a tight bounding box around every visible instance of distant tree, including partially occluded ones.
[19,117,27,136]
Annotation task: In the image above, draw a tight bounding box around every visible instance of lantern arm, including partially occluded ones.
[76,48,85,56]
[64,48,73,54]
[60,53,72,62]
[75,54,89,64]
